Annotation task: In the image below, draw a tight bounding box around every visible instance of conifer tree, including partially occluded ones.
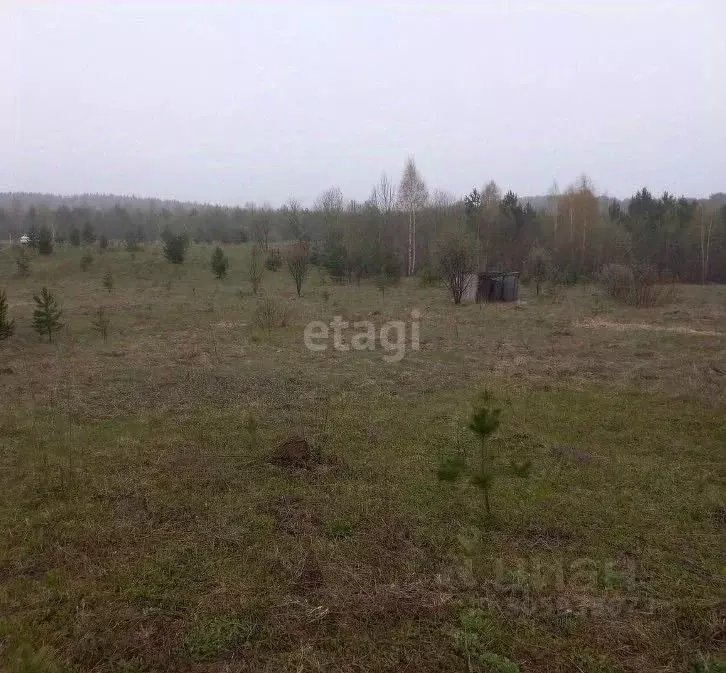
[211,246,229,279]
[0,289,15,341]
[32,287,63,342]
[162,228,189,264]
[82,221,96,245]
[80,250,94,271]
[37,225,54,255]
[15,249,30,277]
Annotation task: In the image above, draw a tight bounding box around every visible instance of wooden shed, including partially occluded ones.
[476,272,520,302]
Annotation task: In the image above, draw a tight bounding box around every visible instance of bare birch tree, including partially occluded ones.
[479,180,501,271]
[547,180,560,241]
[700,205,714,284]
[397,157,428,276]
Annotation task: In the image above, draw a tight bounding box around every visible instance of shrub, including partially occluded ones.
[286,243,310,296]
[524,245,553,296]
[419,266,440,287]
[248,244,264,295]
[375,254,403,297]
[32,287,63,342]
[91,306,110,342]
[598,264,678,307]
[0,289,15,341]
[264,249,282,271]
[80,250,94,272]
[211,246,229,279]
[598,263,633,302]
[253,298,288,337]
[438,233,476,304]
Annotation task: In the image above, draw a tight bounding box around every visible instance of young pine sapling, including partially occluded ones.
[32,287,63,342]
[15,249,31,277]
[467,395,501,516]
[211,246,229,279]
[92,306,110,342]
[435,392,502,518]
[244,413,259,451]
[80,250,94,271]
[0,289,15,341]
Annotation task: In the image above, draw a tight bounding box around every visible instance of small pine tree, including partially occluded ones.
[37,226,54,255]
[467,393,501,516]
[125,229,141,252]
[69,227,81,247]
[264,249,282,271]
[0,289,15,341]
[435,392,504,518]
[91,306,110,342]
[525,245,553,296]
[15,248,30,277]
[102,272,114,293]
[162,229,189,264]
[82,221,96,245]
[80,250,94,271]
[211,246,229,279]
[32,287,63,342]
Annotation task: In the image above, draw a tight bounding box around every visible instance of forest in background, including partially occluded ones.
[2,162,725,284]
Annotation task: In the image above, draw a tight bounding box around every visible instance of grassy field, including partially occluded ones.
[1,244,724,673]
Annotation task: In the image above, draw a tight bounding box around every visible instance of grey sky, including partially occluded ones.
[3,1,724,206]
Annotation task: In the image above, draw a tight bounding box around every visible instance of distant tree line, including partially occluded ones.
[1,165,724,283]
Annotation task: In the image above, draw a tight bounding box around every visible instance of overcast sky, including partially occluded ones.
[2,1,724,206]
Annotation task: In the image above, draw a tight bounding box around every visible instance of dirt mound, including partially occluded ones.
[269,435,315,468]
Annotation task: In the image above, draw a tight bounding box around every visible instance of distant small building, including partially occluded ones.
[462,271,520,302]
[19,235,30,246]
[476,272,520,302]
